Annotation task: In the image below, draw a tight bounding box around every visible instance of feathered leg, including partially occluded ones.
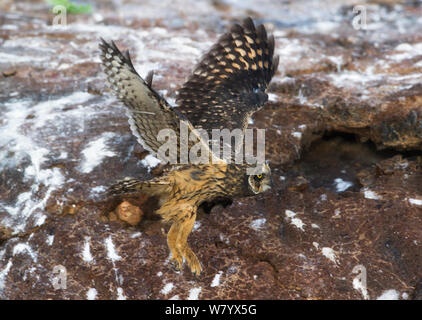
[158,201,202,275]
[176,210,202,276]
[167,221,183,271]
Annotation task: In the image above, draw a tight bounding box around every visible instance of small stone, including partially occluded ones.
[62,204,78,215]
[288,176,309,191]
[0,225,13,241]
[356,168,376,187]
[2,70,16,77]
[115,201,143,226]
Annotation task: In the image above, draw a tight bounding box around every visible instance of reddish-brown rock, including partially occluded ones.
[115,201,143,226]
[0,0,421,300]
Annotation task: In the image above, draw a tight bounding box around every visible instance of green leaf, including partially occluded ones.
[45,0,92,14]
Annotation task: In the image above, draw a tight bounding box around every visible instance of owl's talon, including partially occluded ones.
[184,248,202,276]
[169,257,183,272]
[190,263,202,277]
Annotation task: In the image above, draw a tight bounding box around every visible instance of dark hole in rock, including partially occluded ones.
[199,197,233,215]
[289,131,422,194]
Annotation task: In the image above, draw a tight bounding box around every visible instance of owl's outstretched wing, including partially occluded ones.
[100,39,190,157]
[176,17,279,135]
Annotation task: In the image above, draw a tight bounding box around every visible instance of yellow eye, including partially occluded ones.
[256,174,263,179]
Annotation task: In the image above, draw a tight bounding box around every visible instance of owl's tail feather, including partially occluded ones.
[107,178,169,197]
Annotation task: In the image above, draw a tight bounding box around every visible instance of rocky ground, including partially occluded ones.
[0,0,421,300]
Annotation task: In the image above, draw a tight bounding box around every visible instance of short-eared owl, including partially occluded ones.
[100,17,278,275]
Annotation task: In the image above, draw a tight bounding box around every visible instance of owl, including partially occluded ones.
[100,17,279,276]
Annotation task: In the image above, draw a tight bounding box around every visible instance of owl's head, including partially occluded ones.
[247,163,272,194]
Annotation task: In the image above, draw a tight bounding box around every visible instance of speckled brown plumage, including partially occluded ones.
[177,17,279,136]
[99,17,277,276]
[99,39,202,160]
